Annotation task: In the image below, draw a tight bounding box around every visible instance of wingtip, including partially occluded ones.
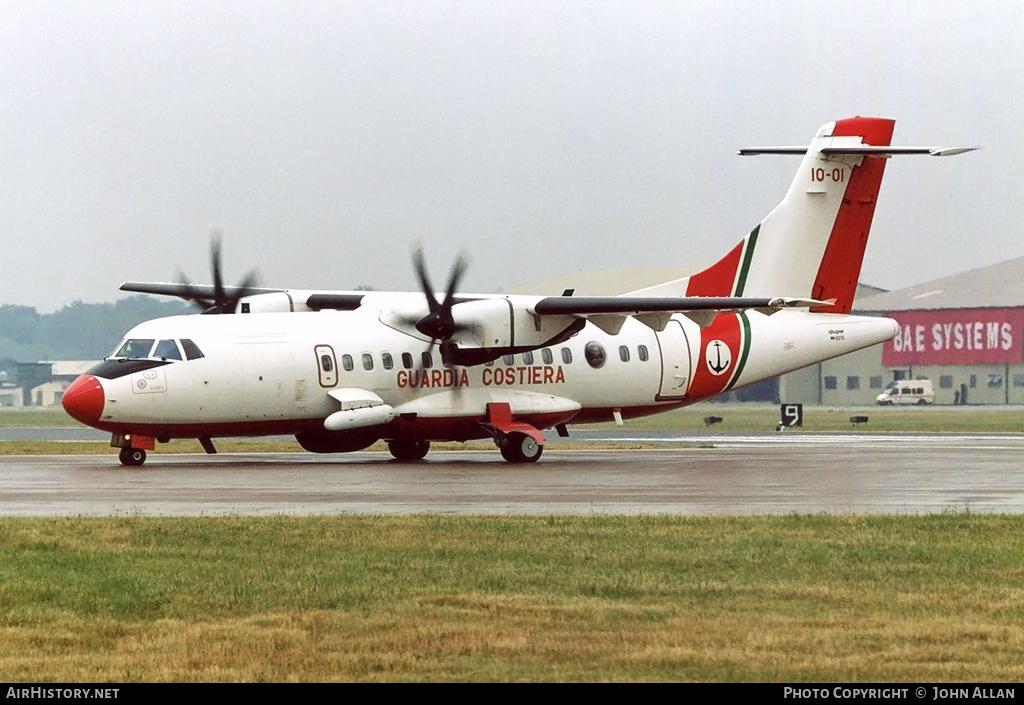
[929,147,980,157]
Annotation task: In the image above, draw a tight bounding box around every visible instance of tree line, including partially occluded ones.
[0,296,191,362]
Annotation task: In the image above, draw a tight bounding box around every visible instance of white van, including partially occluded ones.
[876,380,935,405]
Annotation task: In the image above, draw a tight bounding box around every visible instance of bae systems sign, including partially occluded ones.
[882,308,1024,366]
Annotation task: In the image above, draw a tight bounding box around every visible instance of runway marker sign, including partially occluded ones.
[780,403,803,428]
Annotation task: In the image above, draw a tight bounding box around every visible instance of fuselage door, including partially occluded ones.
[654,318,692,401]
[315,345,338,387]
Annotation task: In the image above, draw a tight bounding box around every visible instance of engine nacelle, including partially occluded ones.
[449,297,578,350]
[235,292,300,313]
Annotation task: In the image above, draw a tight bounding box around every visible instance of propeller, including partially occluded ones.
[410,243,471,342]
[176,230,262,314]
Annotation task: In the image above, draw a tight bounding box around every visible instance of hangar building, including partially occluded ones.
[781,256,1024,406]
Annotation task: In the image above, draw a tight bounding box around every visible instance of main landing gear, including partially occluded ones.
[482,402,546,464]
[497,431,543,463]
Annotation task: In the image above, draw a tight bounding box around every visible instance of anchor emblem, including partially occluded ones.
[705,340,732,376]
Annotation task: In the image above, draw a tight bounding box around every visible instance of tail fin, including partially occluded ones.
[634,117,896,314]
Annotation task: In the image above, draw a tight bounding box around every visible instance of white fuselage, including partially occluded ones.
[80,299,897,442]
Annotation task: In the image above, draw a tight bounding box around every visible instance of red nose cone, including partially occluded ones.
[63,375,105,425]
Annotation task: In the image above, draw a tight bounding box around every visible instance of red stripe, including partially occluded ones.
[810,118,895,314]
[686,314,743,401]
[88,409,580,443]
[686,240,744,296]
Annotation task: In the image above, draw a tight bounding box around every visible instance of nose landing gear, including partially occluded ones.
[118,446,147,466]
[112,433,155,466]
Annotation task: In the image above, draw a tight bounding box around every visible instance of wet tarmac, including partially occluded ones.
[2,432,1023,516]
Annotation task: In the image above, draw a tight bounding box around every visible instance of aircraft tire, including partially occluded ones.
[499,442,517,462]
[119,447,146,466]
[388,439,430,461]
[502,432,543,463]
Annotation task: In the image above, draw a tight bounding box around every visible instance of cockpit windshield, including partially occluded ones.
[113,339,155,359]
[153,339,182,360]
[110,338,204,361]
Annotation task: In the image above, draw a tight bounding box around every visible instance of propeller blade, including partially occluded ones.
[411,243,440,315]
[441,251,469,311]
[221,269,263,314]
[186,231,262,314]
[210,230,227,313]
[175,267,215,312]
[409,244,472,342]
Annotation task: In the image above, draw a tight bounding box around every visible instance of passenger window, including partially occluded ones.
[321,355,333,372]
[362,353,374,371]
[561,347,573,364]
[382,353,393,370]
[342,355,354,371]
[618,345,630,362]
[638,345,649,362]
[421,351,433,369]
[523,350,534,365]
[154,339,182,360]
[502,354,514,366]
[542,348,553,365]
[180,339,205,360]
[402,352,413,369]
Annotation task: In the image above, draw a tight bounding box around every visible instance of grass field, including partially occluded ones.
[4,407,1024,681]
[1,514,1022,682]
[0,409,85,428]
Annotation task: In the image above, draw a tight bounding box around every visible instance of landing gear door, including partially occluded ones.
[655,319,691,401]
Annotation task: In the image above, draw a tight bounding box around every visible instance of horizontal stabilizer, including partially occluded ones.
[739,146,978,157]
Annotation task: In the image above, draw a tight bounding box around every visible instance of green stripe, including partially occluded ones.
[733,224,760,296]
[726,312,752,391]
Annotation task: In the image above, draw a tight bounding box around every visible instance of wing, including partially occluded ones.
[120,282,368,313]
[530,295,834,334]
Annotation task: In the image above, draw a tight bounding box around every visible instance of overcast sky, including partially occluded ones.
[1,0,1019,312]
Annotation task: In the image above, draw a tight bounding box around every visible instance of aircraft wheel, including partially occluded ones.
[388,439,430,461]
[501,432,543,463]
[499,441,517,462]
[119,447,146,466]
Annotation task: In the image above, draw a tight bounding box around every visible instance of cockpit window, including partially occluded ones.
[180,339,205,360]
[114,339,155,359]
[154,339,182,360]
[111,338,204,362]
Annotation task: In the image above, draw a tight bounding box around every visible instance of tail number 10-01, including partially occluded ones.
[811,167,845,183]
